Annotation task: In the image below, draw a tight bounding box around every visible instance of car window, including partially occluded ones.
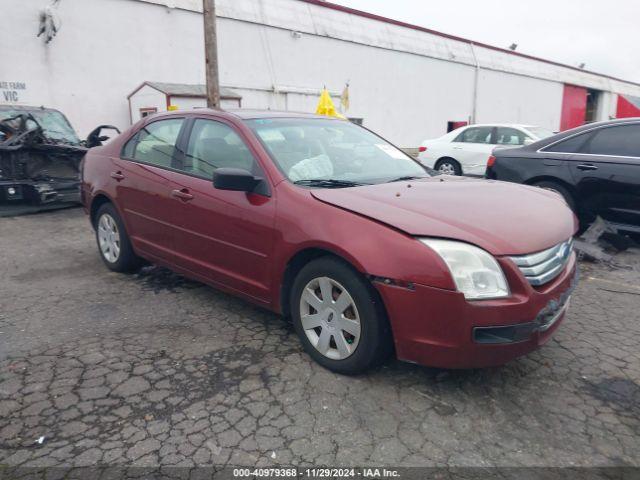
[130,119,184,168]
[183,119,257,178]
[496,127,526,145]
[246,118,428,185]
[122,133,138,158]
[544,132,592,153]
[0,109,81,145]
[455,127,493,144]
[526,126,554,139]
[582,125,640,157]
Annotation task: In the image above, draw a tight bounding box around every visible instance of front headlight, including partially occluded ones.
[419,238,510,300]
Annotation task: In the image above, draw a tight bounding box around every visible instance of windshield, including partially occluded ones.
[246,118,429,186]
[525,126,555,139]
[0,109,81,145]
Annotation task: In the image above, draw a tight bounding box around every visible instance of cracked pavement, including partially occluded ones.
[0,208,639,472]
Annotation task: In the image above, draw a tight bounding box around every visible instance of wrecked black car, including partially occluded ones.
[0,105,118,215]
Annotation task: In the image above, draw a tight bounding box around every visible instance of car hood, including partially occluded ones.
[311,177,576,255]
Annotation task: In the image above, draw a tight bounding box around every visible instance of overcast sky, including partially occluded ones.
[330,0,639,83]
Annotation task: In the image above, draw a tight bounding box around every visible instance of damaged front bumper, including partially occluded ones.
[1,178,80,205]
[0,110,87,214]
[375,252,578,369]
[0,146,85,215]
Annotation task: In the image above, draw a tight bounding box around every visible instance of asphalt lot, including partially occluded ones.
[1,207,639,472]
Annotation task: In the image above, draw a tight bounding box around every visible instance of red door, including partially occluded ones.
[113,159,176,262]
[616,95,640,118]
[163,118,276,303]
[560,85,587,131]
[113,117,186,263]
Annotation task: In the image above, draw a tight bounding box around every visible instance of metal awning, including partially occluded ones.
[128,81,242,100]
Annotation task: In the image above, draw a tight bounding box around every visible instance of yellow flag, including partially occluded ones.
[315,88,346,119]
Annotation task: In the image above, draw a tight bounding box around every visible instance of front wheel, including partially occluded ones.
[95,203,142,272]
[290,257,393,375]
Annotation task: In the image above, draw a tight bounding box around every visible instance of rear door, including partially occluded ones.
[568,123,640,230]
[114,117,185,262]
[449,126,496,175]
[162,117,277,303]
[495,127,529,147]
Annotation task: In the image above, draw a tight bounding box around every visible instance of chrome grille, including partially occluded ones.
[509,238,574,286]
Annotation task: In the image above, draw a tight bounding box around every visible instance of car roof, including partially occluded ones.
[459,123,539,129]
[506,117,640,151]
[0,104,62,114]
[148,108,340,122]
[474,118,640,132]
[226,109,336,120]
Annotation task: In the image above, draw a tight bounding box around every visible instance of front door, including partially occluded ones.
[164,117,277,303]
[114,117,185,262]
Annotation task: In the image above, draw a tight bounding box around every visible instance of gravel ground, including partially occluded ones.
[0,208,639,473]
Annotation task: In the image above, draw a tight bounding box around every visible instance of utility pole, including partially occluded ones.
[203,0,220,109]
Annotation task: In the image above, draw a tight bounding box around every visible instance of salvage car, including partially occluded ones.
[486,118,640,234]
[0,105,117,214]
[82,110,578,374]
[417,124,554,176]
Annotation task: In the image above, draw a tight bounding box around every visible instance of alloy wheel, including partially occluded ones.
[438,162,456,175]
[299,276,361,360]
[98,213,121,263]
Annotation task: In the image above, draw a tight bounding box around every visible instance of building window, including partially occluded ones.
[139,107,158,118]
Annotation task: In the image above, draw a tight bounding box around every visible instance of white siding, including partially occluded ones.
[219,19,476,142]
[0,0,205,136]
[168,96,206,111]
[475,70,563,131]
[2,0,640,146]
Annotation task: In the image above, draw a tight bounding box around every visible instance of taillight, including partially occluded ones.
[418,146,427,152]
[487,155,496,168]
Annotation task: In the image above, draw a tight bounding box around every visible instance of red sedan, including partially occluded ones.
[81,110,578,374]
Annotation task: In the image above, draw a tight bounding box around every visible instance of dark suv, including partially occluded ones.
[486,118,640,234]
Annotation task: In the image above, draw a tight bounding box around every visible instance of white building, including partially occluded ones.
[2,0,640,147]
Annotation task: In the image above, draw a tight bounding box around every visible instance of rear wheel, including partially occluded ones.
[533,181,576,212]
[435,158,462,176]
[95,203,141,272]
[290,257,392,375]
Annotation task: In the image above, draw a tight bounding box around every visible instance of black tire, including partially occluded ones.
[533,181,576,212]
[435,157,462,176]
[290,256,393,375]
[94,203,141,272]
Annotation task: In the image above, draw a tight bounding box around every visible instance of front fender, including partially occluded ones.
[271,185,457,311]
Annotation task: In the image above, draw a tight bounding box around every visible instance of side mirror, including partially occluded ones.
[86,125,121,148]
[523,138,534,146]
[213,168,264,194]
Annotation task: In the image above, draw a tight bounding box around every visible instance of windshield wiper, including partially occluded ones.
[387,175,428,183]
[293,179,368,188]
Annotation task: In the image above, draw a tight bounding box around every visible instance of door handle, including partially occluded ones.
[452,146,463,150]
[577,164,598,171]
[110,171,125,181]
[171,188,194,201]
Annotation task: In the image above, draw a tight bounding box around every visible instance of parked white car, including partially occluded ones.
[417,124,555,176]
